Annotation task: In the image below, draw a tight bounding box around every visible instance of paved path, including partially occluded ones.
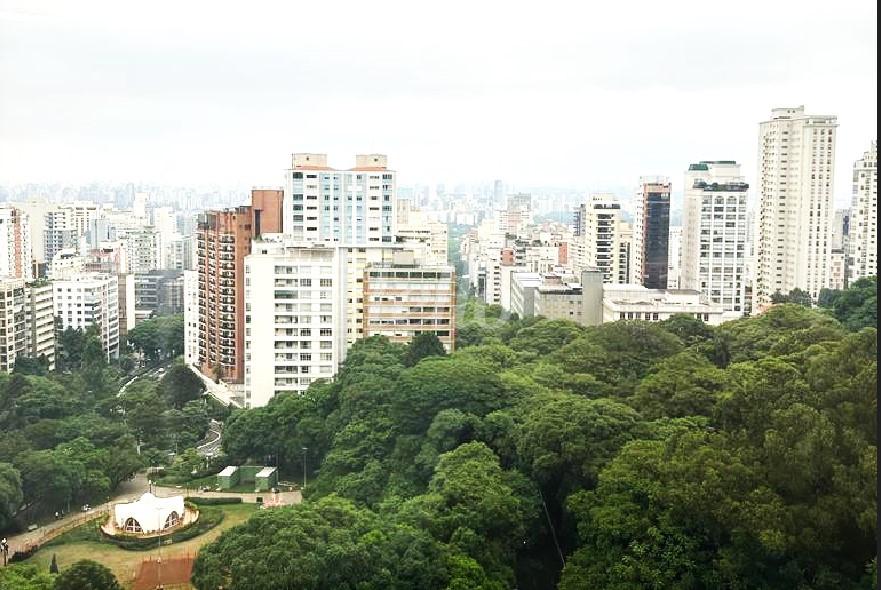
[196,420,223,457]
[4,472,301,560]
[4,473,151,557]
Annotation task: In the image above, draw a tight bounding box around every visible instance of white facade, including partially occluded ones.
[0,278,26,373]
[183,270,199,368]
[850,141,877,281]
[574,194,625,283]
[114,493,184,534]
[601,284,725,325]
[283,153,397,245]
[244,239,418,407]
[396,203,449,266]
[53,273,120,359]
[681,161,749,318]
[667,226,682,289]
[25,280,57,370]
[120,227,161,273]
[754,106,837,307]
[49,249,86,280]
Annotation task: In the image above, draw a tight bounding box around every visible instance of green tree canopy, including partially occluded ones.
[53,559,121,590]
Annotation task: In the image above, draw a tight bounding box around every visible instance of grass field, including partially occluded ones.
[24,503,258,589]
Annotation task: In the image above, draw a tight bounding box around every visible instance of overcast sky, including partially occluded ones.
[0,0,876,204]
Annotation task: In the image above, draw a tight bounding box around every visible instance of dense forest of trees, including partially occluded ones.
[0,325,209,534]
[194,277,877,590]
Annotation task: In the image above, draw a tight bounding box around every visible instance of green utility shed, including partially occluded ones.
[254,467,279,492]
[217,465,240,490]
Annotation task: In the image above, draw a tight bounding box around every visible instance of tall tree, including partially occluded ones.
[0,463,23,531]
[159,363,205,409]
[403,332,447,367]
[54,560,121,590]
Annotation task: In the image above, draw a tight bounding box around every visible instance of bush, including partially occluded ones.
[8,544,39,563]
[184,496,243,506]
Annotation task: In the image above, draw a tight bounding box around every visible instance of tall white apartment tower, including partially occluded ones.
[283,153,396,245]
[754,106,837,308]
[681,161,749,317]
[577,194,625,283]
[849,141,877,281]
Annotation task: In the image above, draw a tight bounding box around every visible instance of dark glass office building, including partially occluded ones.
[639,179,671,289]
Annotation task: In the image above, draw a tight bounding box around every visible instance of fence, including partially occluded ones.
[9,510,108,563]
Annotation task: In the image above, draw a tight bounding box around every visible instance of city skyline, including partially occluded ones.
[0,0,876,207]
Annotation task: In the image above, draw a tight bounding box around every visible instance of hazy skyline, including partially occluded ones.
[1,0,876,206]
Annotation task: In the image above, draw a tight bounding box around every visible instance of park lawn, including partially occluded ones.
[26,503,258,588]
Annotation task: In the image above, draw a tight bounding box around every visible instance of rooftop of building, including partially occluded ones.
[688,161,738,170]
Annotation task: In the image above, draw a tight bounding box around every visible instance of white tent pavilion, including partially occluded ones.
[113,493,185,534]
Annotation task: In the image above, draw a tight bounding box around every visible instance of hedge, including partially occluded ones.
[184,496,243,506]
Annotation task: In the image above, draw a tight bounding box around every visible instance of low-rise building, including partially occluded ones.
[597,283,725,325]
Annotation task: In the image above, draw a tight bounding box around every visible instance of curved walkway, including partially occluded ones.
[4,473,151,560]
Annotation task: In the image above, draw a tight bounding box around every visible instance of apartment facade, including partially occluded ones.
[575,194,625,283]
[849,141,877,281]
[681,161,749,317]
[633,177,671,288]
[754,105,837,308]
[0,278,27,373]
[195,189,284,384]
[53,273,120,359]
[25,279,56,370]
[183,270,199,368]
[134,271,185,319]
[363,261,456,351]
[0,207,33,281]
[283,153,396,244]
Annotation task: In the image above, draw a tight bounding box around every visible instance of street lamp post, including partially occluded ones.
[156,507,163,590]
[301,447,308,491]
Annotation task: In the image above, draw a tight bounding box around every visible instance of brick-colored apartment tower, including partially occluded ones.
[196,189,283,383]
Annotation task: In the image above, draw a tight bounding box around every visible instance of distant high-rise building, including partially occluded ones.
[0,206,33,280]
[283,153,396,244]
[632,177,671,288]
[849,141,877,281]
[680,161,748,316]
[493,180,504,205]
[507,192,532,213]
[827,209,851,290]
[575,194,626,283]
[754,106,837,308]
